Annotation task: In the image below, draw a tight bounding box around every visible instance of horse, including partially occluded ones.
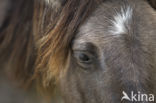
[0,0,156,103]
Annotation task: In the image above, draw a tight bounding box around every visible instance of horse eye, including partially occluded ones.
[74,51,93,64]
[79,53,90,62]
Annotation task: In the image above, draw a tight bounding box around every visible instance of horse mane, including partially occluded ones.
[34,0,102,93]
[0,0,35,87]
[0,0,101,88]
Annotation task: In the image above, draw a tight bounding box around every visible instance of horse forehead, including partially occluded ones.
[74,0,156,47]
[75,4,134,44]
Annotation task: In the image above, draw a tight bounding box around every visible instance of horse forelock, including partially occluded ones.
[34,0,102,88]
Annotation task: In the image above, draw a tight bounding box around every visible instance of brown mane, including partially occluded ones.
[34,0,102,93]
[0,0,35,87]
[0,0,102,88]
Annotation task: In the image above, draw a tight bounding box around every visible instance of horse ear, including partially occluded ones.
[0,0,35,88]
[147,0,156,9]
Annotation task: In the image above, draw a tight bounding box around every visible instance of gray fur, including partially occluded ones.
[59,0,156,103]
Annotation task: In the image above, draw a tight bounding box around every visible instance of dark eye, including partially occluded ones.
[78,53,91,63]
[74,51,93,64]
